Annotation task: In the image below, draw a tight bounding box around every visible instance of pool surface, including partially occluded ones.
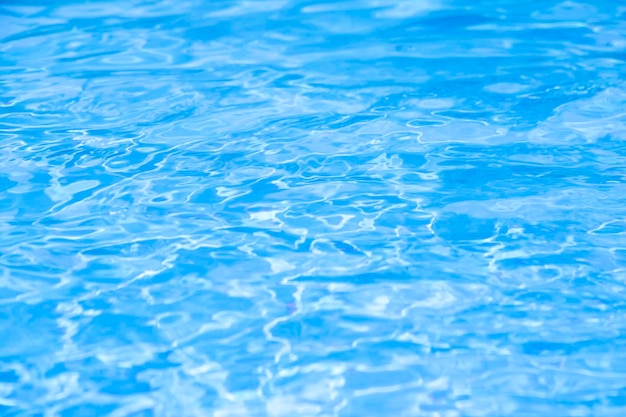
[2,0,626,415]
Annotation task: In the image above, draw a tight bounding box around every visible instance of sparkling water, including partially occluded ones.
[2,0,626,416]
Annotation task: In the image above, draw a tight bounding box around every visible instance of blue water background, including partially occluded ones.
[2,0,626,415]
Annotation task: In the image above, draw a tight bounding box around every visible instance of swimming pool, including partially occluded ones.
[2,0,626,415]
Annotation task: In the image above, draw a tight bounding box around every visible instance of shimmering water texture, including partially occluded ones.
[2,0,626,416]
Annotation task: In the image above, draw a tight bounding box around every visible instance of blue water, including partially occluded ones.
[2,0,626,415]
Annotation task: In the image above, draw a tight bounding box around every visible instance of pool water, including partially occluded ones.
[2,0,626,415]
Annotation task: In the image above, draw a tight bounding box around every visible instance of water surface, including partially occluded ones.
[2,0,626,416]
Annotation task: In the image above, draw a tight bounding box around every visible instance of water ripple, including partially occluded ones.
[2,0,626,416]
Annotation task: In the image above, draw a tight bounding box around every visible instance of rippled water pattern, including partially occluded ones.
[2,0,626,415]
